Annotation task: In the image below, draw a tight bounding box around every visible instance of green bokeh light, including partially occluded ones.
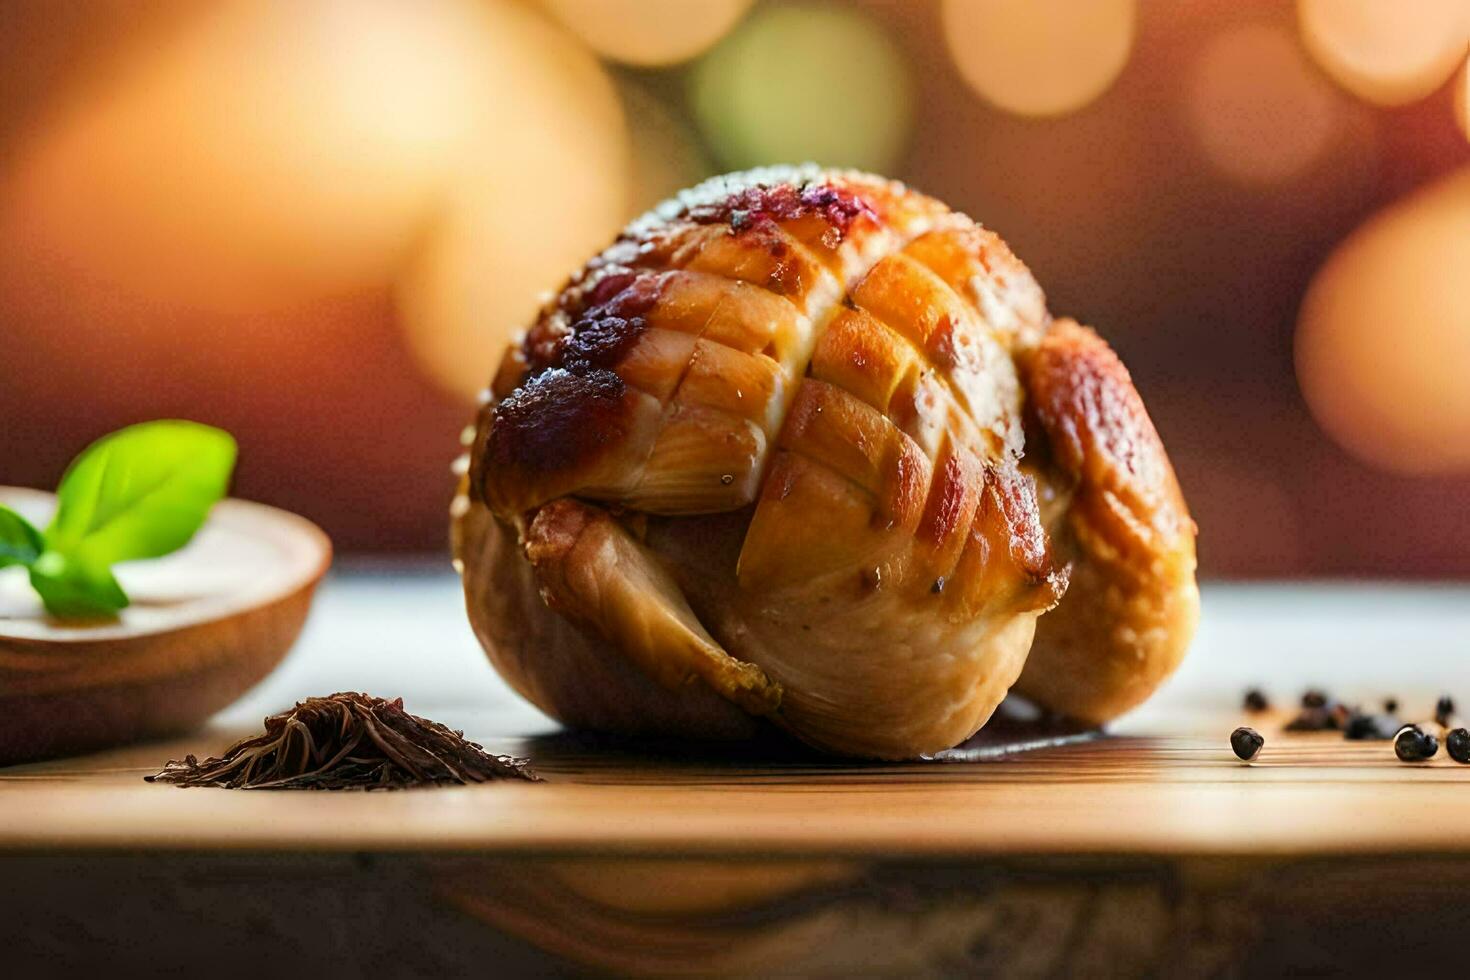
[689,3,914,174]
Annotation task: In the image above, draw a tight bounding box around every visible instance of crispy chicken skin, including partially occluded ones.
[454,166,1197,758]
[1013,321,1200,723]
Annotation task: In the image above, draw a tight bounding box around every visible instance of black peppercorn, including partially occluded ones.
[1242,688,1269,712]
[1447,728,1470,765]
[1285,706,1332,731]
[1287,689,1350,731]
[1344,709,1401,741]
[1394,724,1439,762]
[1435,695,1456,727]
[1230,726,1264,761]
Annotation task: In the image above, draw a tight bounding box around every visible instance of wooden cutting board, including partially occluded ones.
[3,714,1468,975]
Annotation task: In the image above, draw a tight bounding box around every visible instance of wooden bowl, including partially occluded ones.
[0,487,331,765]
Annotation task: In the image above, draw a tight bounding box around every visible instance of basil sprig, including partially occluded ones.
[0,421,237,618]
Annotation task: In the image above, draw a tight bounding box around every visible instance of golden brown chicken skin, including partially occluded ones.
[1013,320,1200,723]
[455,166,1198,759]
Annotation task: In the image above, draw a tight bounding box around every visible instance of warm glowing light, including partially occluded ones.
[940,0,1134,118]
[620,82,715,217]
[1298,0,1468,106]
[1296,167,1470,474]
[395,2,630,402]
[542,0,753,66]
[1186,24,1342,184]
[1,0,492,310]
[1,0,630,401]
[689,3,912,173]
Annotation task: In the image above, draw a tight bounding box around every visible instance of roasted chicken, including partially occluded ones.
[454,166,1198,759]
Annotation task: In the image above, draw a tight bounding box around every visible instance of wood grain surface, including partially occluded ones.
[2,715,1466,857]
[4,717,1470,976]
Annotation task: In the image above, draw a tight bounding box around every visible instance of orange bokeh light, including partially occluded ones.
[1186,23,1343,184]
[941,0,1134,118]
[0,0,486,311]
[394,2,630,402]
[542,0,753,67]
[0,0,631,405]
[1296,167,1470,474]
[1298,0,1468,107]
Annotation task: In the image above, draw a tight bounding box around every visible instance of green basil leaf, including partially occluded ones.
[0,504,44,569]
[29,551,130,618]
[45,420,237,568]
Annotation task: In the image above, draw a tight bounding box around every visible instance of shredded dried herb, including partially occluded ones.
[146,692,538,789]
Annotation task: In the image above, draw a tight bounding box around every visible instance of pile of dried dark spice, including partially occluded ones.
[147,693,538,790]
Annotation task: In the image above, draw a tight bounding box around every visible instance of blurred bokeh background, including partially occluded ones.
[0,0,1465,576]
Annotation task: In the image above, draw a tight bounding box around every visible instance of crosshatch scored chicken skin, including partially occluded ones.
[455,166,1198,759]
